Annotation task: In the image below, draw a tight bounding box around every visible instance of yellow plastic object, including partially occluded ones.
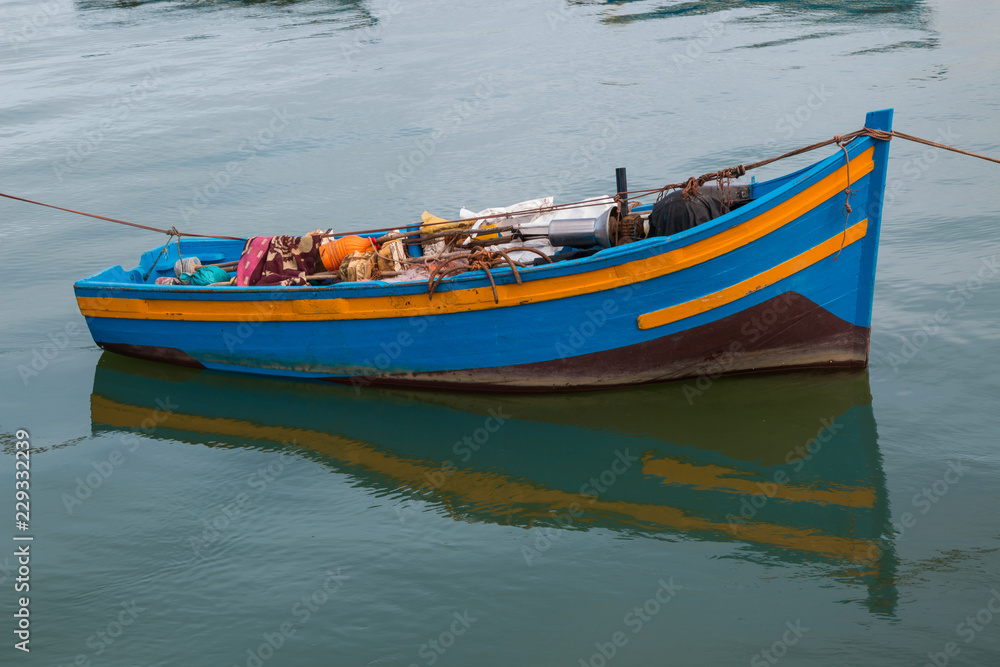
[475,221,501,240]
[420,211,474,256]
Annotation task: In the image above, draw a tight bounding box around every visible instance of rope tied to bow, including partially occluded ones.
[831,136,855,261]
[143,225,187,281]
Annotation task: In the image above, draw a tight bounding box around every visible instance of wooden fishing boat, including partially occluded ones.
[74,109,894,390]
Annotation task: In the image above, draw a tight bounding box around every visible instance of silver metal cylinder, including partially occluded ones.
[520,208,613,248]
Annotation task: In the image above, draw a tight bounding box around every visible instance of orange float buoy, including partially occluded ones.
[320,235,373,272]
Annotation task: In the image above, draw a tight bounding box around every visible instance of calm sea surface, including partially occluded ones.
[2,0,999,665]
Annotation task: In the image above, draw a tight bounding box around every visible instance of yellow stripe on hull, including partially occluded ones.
[77,149,875,323]
[637,219,868,330]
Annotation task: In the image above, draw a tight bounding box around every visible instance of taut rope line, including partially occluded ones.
[0,193,246,241]
[1,127,996,242]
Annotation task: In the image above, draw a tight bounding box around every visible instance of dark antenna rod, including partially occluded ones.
[615,167,628,218]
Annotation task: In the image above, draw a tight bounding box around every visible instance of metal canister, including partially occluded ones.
[528,207,613,248]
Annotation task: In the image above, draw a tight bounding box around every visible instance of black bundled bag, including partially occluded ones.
[648,189,729,237]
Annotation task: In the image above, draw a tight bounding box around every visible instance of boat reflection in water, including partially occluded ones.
[90,353,898,615]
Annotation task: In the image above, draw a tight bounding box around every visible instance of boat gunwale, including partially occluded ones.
[73,135,878,299]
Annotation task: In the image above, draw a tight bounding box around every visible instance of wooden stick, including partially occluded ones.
[402,224,516,245]
[303,270,406,282]
[304,272,340,282]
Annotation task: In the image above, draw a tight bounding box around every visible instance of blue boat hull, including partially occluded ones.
[75,110,893,390]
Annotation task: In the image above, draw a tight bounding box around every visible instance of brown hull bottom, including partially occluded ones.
[342,292,870,391]
[98,342,206,368]
[98,292,870,391]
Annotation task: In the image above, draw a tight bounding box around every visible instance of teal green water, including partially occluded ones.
[2,0,999,665]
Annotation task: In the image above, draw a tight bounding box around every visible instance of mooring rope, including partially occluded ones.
[875,128,1000,164]
[832,137,854,261]
[0,192,246,240]
[1,127,996,245]
[668,127,1000,196]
